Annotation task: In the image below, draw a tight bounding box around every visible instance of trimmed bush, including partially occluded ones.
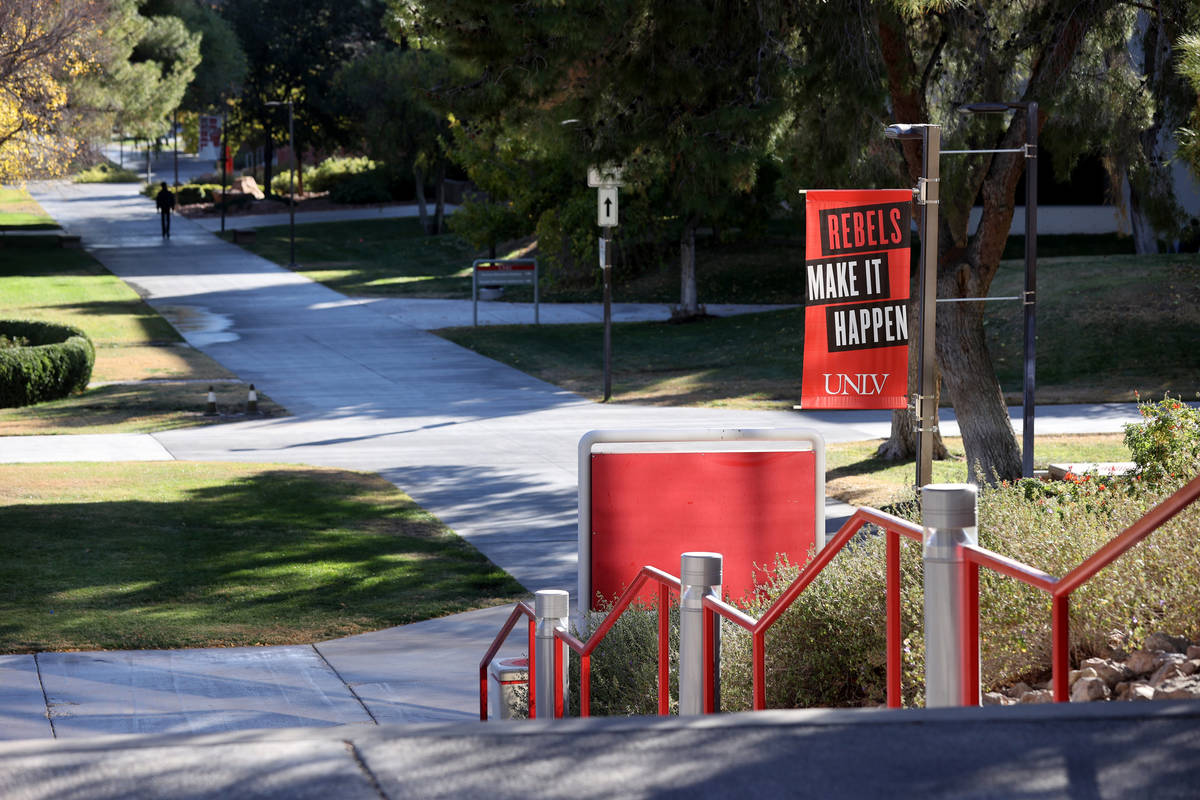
[306,156,378,193]
[0,320,95,407]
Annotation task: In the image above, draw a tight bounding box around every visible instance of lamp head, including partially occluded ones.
[885,123,924,140]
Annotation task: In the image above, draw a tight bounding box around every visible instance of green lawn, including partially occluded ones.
[0,462,525,653]
[439,252,1199,407]
[0,238,281,433]
[0,187,56,229]
[228,218,479,297]
[825,434,1131,508]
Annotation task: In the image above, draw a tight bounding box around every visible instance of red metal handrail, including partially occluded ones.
[478,601,535,720]
[960,473,1200,704]
[553,567,681,718]
[701,507,924,709]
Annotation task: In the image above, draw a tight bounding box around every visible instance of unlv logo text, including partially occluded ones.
[823,373,890,395]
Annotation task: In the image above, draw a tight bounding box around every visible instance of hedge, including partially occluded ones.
[0,320,95,408]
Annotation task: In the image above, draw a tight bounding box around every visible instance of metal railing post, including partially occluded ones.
[921,484,978,707]
[679,552,722,715]
[533,589,569,719]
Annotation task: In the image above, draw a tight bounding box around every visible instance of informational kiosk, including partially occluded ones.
[472,258,539,326]
[578,429,825,613]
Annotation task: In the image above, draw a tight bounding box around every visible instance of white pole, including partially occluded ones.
[533,589,569,719]
[679,552,722,715]
[922,484,978,707]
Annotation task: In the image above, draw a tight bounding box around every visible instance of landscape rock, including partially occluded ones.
[1143,632,1191,654]
[1079,658,1131,688]
[1118,682,1156,701]
[1153,676,1200,700]
[1126,649,1171,677]
[1070,676,1110,702]
[1149,655,1189,686]
[1188,646,1200,660]
[982,692,1014,706]
[1005,681,1033,699]
[230,176,265,200]
[1020,689,1054,704]
[1068,666,1099,686]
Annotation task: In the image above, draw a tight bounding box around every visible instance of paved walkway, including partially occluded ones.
[8,175,1154,747]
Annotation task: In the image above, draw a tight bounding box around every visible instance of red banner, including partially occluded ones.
[800,189,912,409]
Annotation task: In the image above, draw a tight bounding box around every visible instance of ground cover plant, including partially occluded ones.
[0,187,57,229]
[577,399,1200,714]
[0,462,525,653]
[0,238,277,434]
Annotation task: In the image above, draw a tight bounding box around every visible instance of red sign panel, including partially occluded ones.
[589,450,817,608]
[800,189,912,409]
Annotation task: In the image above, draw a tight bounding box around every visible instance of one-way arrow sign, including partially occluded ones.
[597,186,618,227]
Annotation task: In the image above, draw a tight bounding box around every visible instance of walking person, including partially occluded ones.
[155,181,176,239]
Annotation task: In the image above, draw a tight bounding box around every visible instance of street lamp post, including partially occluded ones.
[885,123,941,490]
[958,102,1039,478]
[266,99,297,267]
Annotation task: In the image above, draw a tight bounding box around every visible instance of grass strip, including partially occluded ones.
[825,434,1131,508]
[227,217,478,297]
[0,187,56,229]
[0,462,525,653]
[0,240,277,434]
[439,251,1198,407]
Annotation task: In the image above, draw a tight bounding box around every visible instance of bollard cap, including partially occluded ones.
[680,552,723,587]
[534,589,570,619]
[922,483,978,529]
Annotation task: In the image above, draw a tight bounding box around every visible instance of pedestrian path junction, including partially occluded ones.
[0,163,1195,797]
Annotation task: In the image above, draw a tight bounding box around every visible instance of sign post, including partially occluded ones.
[589,166,624,402]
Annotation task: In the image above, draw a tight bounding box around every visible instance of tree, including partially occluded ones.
[332,45,453,232]
[0,0,112,180]
[870,1,1144,481]
[67,0,201,149]
[144,0,248,112]
[392,0,805,316]
[222,0,389,196]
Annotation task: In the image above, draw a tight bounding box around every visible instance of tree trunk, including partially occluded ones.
[434,162,446,235]
[263,124,275,199]
[934,272,1021,482]
[413,163,430,233]
[1128,182,1159,254]
[678,217,699,317]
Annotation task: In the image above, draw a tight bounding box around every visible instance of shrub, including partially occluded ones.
[306,156,378,193]
[0,320,95,407]
[582,476,1200,711]
[73,160,140,183]
[176,184,224,205]
[568,599,680,717]
[1124,394,1200,490]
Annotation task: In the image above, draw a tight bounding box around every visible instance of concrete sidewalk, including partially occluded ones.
[3,701,1198,799]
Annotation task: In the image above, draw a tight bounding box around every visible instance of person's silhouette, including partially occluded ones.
[155,182,176,239]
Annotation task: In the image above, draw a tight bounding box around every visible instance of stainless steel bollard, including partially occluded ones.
[922,483,979,707]
[679,552,722,715]
[533,589,570,718]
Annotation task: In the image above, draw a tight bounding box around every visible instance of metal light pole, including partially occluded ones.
[885,123,941,489]
[266,100,297,267]
[220,106,228,234]
[173,109,179,187]
[958,102,1039,477]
